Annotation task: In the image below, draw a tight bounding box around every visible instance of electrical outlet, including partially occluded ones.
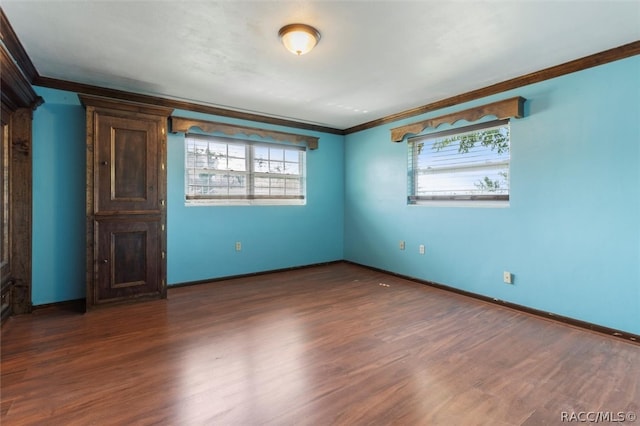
[399,240,405,250]
[235,241,242,251]
[503,271,513,284]
[419,244,425,255]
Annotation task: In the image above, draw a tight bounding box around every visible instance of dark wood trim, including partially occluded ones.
[31,298,85,314]
[0,45,43,111]
[171,116,319,149]
[391,97,524,142]
[345,41,640,134]
[0,8,39,84]
[168,260,343,289]
[344,261,640,345]
[78,94,174,118]
[8,108,33,315]
[34,76,344,136]
[16,262,344,312]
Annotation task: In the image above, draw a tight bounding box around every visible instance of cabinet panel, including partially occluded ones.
[96,114,159,213]
[95,219,162,303]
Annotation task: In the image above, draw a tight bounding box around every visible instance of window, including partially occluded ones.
[408,119,510,204]
[185,134,306,205]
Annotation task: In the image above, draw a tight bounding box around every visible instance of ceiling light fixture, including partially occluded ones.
[278,23,321,56]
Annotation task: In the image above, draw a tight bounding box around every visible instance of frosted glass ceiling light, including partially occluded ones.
[278,24,320,56]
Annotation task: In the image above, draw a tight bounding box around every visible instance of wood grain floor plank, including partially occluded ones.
[1,262,638,425]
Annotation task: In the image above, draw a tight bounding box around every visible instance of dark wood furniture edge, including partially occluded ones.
[390,96,524,142]
[171,116,320,150]
[344,261,640,345]
[346,41,640,134]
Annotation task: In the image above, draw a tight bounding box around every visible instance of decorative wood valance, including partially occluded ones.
[170,116,319,150]
[390,96,525,142]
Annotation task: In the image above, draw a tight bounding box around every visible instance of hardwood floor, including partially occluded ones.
[1,262,638,425]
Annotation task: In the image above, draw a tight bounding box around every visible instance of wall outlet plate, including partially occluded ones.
[503,271,513,284]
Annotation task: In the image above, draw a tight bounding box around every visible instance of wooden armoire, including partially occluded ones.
[80,95,173,309]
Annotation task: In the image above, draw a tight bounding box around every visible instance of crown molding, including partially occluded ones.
[34,76,344,136]
[345,41,640,135]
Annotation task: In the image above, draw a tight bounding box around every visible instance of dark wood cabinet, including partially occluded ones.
[81,95,173,309]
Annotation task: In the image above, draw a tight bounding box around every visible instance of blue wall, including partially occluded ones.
[32,89,86,305]
[31,87,344,304]
[344,56,640,334]
[166,110,345,283]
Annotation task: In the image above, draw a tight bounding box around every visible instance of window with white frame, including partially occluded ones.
[408,119,510,204]
[185,134,306,205]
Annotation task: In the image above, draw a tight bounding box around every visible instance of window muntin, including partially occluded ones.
[408,120,510,204]
[185,134,306,205]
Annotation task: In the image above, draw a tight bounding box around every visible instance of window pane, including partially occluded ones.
[269,148,284,161]
[285,178,301,194]
[186,135,306,204]
[227,175,247,195]
[269,161,285,174]
[254,177,270,195]
[208,142,227,157]
[228,157,246,171]
[284,162,299,175]
[409,122,510,201]
[270,178,285,196]
[284,150,299,162]
[254,146,268,161]
[227,144,244,158]
[254,158,269,173]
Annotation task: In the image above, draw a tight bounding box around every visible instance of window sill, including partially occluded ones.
[409,200,509,208]
[185,199,306,207]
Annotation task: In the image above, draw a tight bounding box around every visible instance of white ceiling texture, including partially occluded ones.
[2,0,639,130]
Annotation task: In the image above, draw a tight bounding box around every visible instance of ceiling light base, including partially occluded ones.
[278,23,321,56]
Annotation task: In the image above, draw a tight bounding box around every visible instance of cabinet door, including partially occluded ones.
[95,114,160,213]
[95,219,163,304]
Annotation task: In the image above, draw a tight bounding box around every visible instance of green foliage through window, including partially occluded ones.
[408,120,510,203]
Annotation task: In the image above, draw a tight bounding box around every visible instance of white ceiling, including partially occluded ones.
[2,1,639,130]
